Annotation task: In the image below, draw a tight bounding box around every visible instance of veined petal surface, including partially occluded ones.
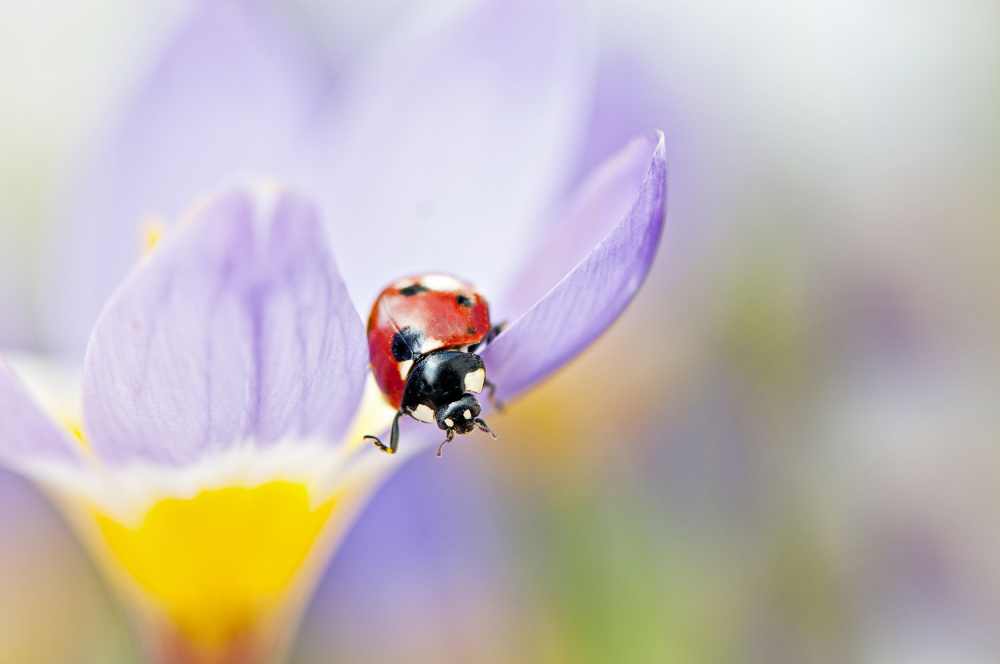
[46,1,332,358]
[481,131,667,400]
[82,185,368,468]
[323,0,595,306]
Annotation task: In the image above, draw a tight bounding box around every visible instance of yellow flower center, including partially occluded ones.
[95,482,335,649]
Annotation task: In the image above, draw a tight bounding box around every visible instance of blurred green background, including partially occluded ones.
[1,0,998,662]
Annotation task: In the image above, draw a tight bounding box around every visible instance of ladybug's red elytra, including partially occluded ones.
[364,274,503,456]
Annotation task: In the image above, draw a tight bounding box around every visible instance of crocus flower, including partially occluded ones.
[0,0,667,661]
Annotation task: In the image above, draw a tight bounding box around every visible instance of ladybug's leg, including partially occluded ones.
[473,418,499,439]
[364,410,403,454]
[487,322,506,344]
[483,379,505,413]
[435,429,455,457]
[468,322,506,353]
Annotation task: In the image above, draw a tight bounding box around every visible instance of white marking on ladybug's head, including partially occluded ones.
[397,359,413,380]
[419,274,466,292]
[464,368,485,393]
[410,404,435,423]
[463,409,472,420]
[421,338,445,354]
[444,417,454,428]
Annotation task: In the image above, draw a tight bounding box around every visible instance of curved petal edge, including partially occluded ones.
[481,130,667,400]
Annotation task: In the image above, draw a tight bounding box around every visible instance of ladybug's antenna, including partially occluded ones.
[474,418,498,439]
[436,429,455,457]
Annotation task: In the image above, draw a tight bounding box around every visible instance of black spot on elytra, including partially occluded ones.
[400,283,430,297]
[391,327,424,361]
[466,326,477,335]
[456,294,474,307]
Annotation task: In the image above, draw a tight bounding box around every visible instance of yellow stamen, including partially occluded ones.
[95,482,335,650]
[139,214,167,257]
[53,415,90,454]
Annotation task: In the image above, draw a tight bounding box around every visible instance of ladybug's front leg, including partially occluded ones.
[483,379,505,413]
[365,410,404,454]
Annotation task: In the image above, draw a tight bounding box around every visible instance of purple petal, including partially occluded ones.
[322,0,594,307]
[570,51,676,192]
[82,185,368,467]
[0,360,83,470]
[0,221,32,351]
[43,1,333,358]
[480,131,667,400]
[496,132,664,320]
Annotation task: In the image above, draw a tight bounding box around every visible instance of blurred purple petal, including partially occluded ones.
[303,454,524,661]
[497,132,663,320]
[0,220,32,351]
[323,0,594,306]
[569,50,675,191]
[44,0,333,358]
[481,131,667,400]
[0,360,82,470]
[82,185,367,467]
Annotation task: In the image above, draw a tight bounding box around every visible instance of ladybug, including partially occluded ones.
[364,274,503,456]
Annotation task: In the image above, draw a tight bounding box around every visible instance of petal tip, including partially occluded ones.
[482,130,669,399]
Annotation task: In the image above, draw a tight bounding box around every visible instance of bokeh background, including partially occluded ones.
[1,0,999,662]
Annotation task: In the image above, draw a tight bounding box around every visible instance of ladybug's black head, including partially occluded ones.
[401,351,484,424]
[400,350,498,455]
[434,394,481,434]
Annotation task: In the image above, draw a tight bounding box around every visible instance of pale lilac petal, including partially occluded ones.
[496,132,664,321]
[323,0,595,307]
[481,131,667,400]
[82,185,367,467]
[0,220,32,351]
[44,1,333,358]
[570,51,675,191]
[0,360,83,470]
